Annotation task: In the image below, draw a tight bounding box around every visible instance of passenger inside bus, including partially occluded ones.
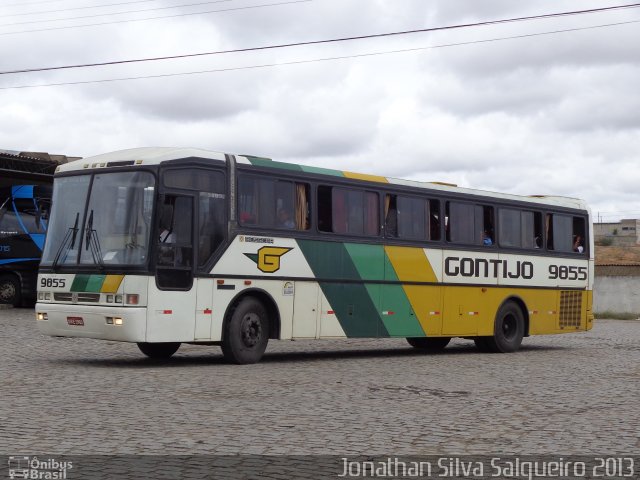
[483,230,493,246]
[277,208,295,229]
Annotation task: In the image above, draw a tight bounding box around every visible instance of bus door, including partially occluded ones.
[149,193,197,342]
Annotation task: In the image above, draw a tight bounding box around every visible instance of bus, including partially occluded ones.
[1,185,51,306]
[35,148,593,363]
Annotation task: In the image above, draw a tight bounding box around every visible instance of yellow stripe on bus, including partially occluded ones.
[384,246,437,283]
[101,274,125,293]
[343,172,389,183]
[385,246,441,335]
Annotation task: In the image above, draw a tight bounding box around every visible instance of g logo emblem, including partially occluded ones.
[245,247,292,273]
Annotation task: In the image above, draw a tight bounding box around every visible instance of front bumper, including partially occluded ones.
[35,303,147,343]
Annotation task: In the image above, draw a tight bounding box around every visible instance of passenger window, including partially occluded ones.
[385,195,440,241]
[13,198,39,233]
[238,176,309,231]
[499,209,543,249]
[546,213,585,253]
[573,217,586,254]
[446,202,494,246]
[318,186,378,236]
[546,214,568,252]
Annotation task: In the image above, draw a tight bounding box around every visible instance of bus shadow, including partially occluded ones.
[50,342,568,369]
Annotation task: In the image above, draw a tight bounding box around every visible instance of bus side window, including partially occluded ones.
[319,186,378,236]
[396,195,438,241]
[430,199,441,241]
[384,194,398,238]
[293,183,310,231]
[573,217,586,254]
[446,202,493,245]
[238,176,309,231]
[498,209,542,249]
[547,213,576,252]
[0,200,7,226]
[13,198,39,233]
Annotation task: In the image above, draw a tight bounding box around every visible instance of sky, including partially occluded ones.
[1,0,639,222]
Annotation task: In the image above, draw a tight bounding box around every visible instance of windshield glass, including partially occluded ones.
[41,171,155,267]
[41,176,91,266]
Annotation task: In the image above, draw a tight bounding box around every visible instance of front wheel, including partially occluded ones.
[0,274,21,306]
[482,301,525,353]
[221,297,270,364]
[407,337,451,351]
[137,342,181,359]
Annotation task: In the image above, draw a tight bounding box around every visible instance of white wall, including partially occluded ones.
[594,276,640,315]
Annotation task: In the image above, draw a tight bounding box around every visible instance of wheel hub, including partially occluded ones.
[502,314,516,340]
[0,282,15,302]
[241,313,262,347]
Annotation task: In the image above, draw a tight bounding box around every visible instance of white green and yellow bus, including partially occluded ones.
[36,148,593,363]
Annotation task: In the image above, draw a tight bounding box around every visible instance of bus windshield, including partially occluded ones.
[41,171,155,267]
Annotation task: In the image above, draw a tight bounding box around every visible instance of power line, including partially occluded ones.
[2,3,639,75]
[0,0,313,36]
[0,0,238,26]
[3,0,68,7]
[1,19,637,90]
[0,0,163,19]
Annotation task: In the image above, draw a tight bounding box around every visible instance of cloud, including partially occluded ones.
[0,0,639,217]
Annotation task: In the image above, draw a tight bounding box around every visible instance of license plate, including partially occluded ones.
[67,317,84,326]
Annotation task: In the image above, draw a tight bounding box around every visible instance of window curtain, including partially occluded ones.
[295,183,307,230]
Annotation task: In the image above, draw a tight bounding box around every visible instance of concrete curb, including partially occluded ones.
[0,304,13,310]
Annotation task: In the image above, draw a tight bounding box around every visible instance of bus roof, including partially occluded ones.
[58,147,589,212]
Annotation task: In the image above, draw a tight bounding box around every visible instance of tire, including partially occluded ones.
[483,301,525,353]
[0,274,21,306]
[221,297,270,364]
[407,337,451,351]
[137,342,181,359]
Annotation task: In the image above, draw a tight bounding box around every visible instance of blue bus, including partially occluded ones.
[0,185,51,306]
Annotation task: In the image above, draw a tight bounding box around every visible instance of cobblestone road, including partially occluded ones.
[1,307,638,456]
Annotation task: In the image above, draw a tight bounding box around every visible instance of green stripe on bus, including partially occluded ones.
[344,243,385,336]
[344,244,424,337]
[297,240,389,338]
[299,165,345,177]
[84,275,106,293]
[70,274,90,292]
[247,157,304,171]
[70,274,105,292]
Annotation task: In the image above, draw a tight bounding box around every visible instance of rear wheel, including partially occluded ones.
[407,337,451,351]
[0,274,21,306]
[482,301,525,353]
[222,297,270,364]
[137,342,181,359]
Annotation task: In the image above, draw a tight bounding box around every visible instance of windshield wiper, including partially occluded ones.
[84,209,104,269]
[52,212,79,270]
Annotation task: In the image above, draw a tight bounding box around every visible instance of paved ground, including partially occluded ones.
[1,307,638,457]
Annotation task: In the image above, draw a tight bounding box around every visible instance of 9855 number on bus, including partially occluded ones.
[548,265,587,281]
[41,278,66,288]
